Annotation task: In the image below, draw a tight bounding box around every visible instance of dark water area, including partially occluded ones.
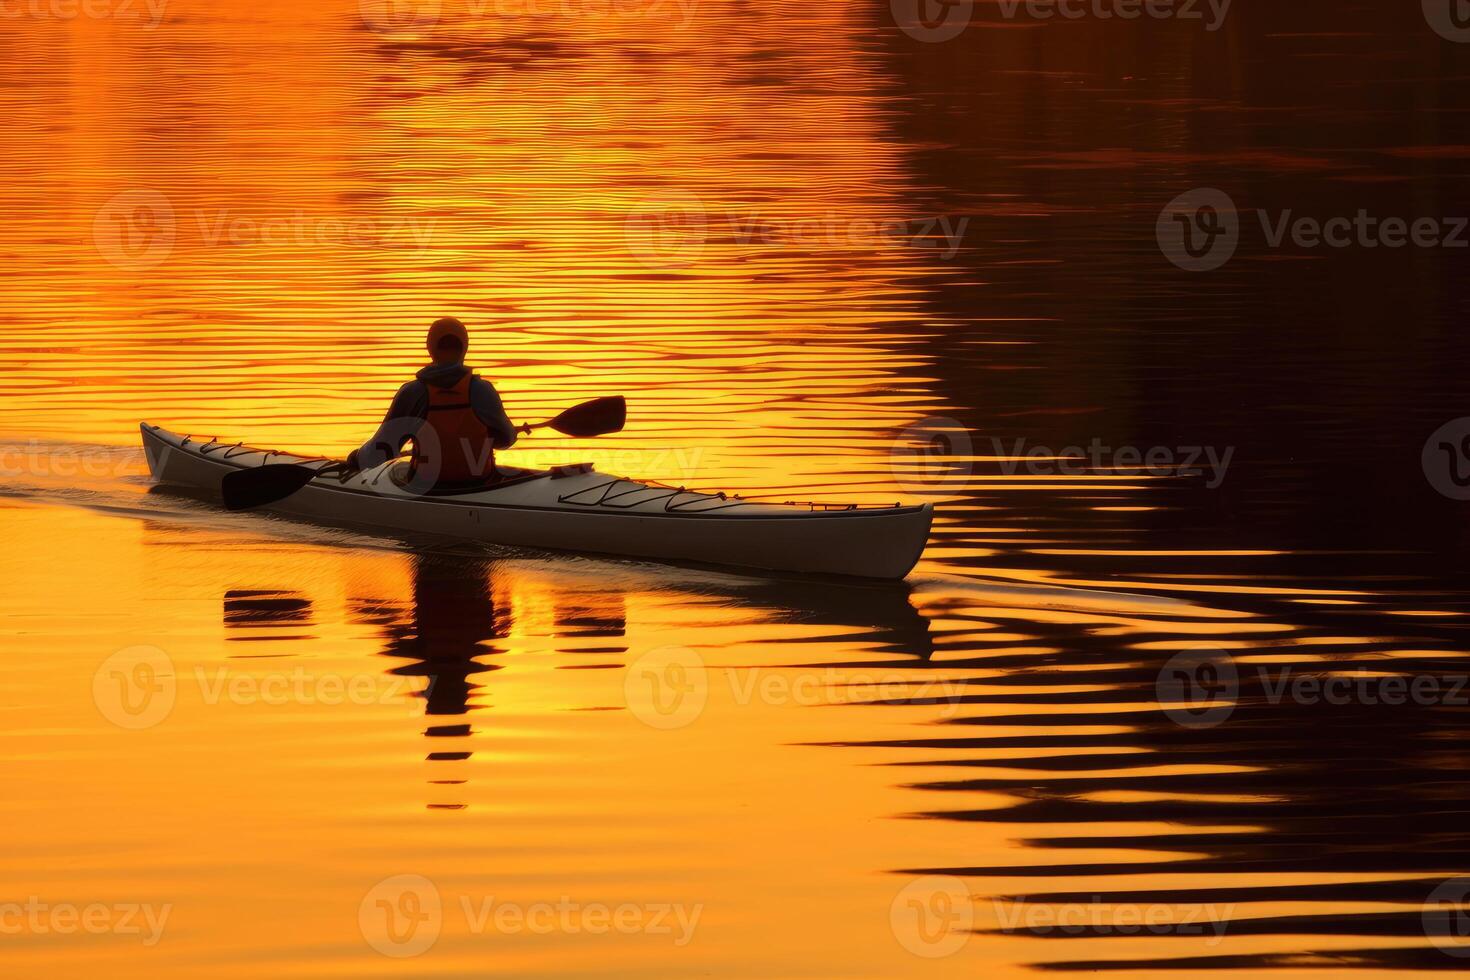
[886,0,1470,569]
[858,3,1470,971]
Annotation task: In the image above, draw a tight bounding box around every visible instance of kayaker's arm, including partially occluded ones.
[346,381,429,470]
[470,377,518,450]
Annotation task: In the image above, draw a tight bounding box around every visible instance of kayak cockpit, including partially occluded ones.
[376,461,555,496]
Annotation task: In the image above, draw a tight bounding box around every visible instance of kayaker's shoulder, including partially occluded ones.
[466,373,504,393]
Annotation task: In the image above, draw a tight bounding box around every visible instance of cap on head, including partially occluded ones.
[427,317,468,364]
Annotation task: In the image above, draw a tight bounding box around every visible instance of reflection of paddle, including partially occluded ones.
[221,396,627,512]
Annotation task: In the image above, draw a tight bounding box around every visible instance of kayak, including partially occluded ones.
[139,423,934,580]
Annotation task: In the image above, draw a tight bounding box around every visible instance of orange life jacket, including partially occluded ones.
[412,372,495,484]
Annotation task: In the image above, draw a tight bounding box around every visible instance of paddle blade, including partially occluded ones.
[221,464,319,511]
[547,396,626,438]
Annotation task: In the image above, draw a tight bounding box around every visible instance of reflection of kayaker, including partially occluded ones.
[350,553,511,810]
[374,552,509,720]
[345,317,519,486]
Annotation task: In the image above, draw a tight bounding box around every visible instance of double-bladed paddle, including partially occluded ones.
[220,396,626,512]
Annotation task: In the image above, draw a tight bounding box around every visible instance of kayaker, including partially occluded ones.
[345,317,518,486]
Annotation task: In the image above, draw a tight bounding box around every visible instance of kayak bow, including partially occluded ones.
[139,423,933,580]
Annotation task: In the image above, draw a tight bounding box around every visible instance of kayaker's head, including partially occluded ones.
[427,317,469,365]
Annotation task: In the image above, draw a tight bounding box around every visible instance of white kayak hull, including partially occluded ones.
[140,424,933,580]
